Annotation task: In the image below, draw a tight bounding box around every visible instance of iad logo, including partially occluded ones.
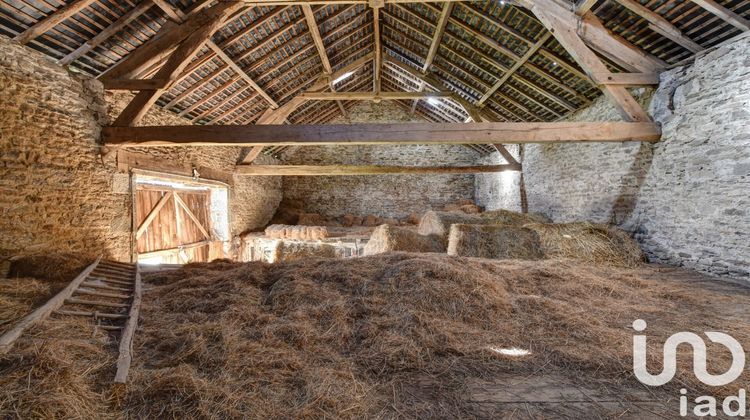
[632,319,748,417]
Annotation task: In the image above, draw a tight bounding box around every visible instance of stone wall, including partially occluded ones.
[0,36,281,261]
[475,33,750,280]
[475,145,523,212]
[281,101,478,219]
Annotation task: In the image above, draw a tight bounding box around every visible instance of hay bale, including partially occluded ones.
[417,211,486,245]
[265,225,328,240]
[298,213,327,226]
[363,225,444,256]
[524,222,644,267]
[446,224,543,260]
[362,215,382,227]
[276,241,337,262]
[341,214,363,227]
[479,209,551,225]
[406,212,422,225]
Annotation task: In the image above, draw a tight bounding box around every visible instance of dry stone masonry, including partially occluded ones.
[282,102,479,219]
[476,33,750,281]
[0,35,281,261]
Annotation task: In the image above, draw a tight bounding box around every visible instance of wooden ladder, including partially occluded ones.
[0,257,143,383]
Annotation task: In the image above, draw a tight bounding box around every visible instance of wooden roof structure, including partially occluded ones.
[2,0,748,161]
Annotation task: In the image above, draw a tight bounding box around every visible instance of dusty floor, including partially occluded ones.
[0,257,748,418]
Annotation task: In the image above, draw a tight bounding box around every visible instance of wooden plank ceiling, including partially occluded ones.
[1,0,748,157]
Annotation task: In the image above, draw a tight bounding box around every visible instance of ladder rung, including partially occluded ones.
[101,260,134,268]
[55,310,128,319]
[95,265,134,273]
[88,277,133,286]
[97,325,123,331]
[65,298,129,308]
[81,281,132,293]
[75,289,131,300]
[91,270,133,279]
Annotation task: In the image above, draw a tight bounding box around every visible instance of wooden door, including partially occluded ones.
[134,186,213,263]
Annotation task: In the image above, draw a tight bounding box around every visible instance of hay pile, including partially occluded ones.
[525,222,645,267]
[265,224,329,240]
[0,278,62,335]
[8,252,95,282]
[447,224,543,260]
[2,255,748,418]
[480,209,551,224]
[363,225,444,256]
[273,241,337,262]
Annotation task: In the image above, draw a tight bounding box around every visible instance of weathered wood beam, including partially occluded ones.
[302,4,332,73]
[478,32,552,105]
[577,11,667,73]
[104,122,662,146]
[240,146,265,164]
[525,0,650,122]
[113,3,243,126]
[236,163,522,175]
[15,0,99,44]
[591,72,660,86]
[411,2,453,114]
[299,91,451,100]
[59,0,154,65]
[689,0,750,31]
[574,0,598,16]
[614,0,703,53]
[493,144,520,165]
[151,0,279,109]
[372,0,383,93]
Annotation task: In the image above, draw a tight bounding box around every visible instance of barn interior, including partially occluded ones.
[1,0,749,416]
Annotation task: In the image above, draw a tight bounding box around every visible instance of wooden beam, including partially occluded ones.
[117,149,233,184]
[372,0,383,93]
[206,42,279,108]
[689,0,750,31]
[240,146,264,164]
[113,2,243,126]
[478,32,552,105]
[103,122,662,146]
[526,0,650,122]
[302,4,332,73]
[136,191,173,239]
[614,0,703,53]
[411,2,453,114]
[59,0,154,65]
[235,164,522,175]
[299,91,451,100]
[104,78,171,91]
[574,0,598,15]
[113,264,141,384]
[15,0,99,44]
[591,72,660,86]
[493,144,520,165]
[577,11,667,73]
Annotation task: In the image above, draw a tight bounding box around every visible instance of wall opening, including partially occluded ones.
[132,171,230,265]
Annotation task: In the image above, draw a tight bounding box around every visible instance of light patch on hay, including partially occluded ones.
[525,222,644,267]
[447,224,543,260]
[363,225,444,256]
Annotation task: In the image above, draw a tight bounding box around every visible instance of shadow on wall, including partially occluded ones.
[609,142,655,226]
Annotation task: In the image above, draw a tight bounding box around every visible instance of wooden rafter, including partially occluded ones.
[235,163,521,175]
[371,0,384,93]
[15,0,99,44]
[614,0,703,53]
[522,0,651,122]
[113,2,244,126]
[410,2,453,114]
[104,122,661,146]
[689,0,750,31]
[299,91,451,100]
